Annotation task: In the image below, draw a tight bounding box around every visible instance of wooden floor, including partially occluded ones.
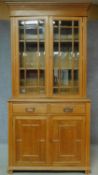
[0,144,97,175]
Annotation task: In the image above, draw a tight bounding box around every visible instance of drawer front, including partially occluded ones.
[13,103,47,114]
[50,103,85,114]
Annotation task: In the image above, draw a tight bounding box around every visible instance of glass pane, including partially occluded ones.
[73,43,79,93]
[53,20,80,96]
[20,70,25,86]
[25,20,38,40]
[19,22,24,40]
[53,88,59,95]
[74,28,79,40]
[61,70,69,86]
[54,51,59,68]
[39,20,45,40]
[39,70,45,86]
[54,69,59,86]
[39,43,45,69]
[60,28,72,40]
[19,20,45,95]
[74,21,79,27]
[26,70,38,86]
[54,27,59,41]
[26,87,38,94]
[20,87,26,94]
[61,21,72,27]
[25,52,38,68]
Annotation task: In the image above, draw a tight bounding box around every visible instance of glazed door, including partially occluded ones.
[12,17,49,97]
[50,17,83,97]
[12,17,84,98]
[14,117,47,166]
[50,117,85,166]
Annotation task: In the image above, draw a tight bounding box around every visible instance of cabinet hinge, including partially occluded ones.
[12,119,15,130]
[82,21,84,28]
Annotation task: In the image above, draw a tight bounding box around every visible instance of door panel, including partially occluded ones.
[49,17,83,97]
[14,118,47,166]
[13,17,49,97]
[19,19,46,95]
[50,117,85,166]
[13,116,85,167]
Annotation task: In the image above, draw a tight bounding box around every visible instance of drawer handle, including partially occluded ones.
[25,107,35,113]
[63,107,73,113]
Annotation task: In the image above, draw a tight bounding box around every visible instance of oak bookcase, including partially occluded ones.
[8,3,91,175]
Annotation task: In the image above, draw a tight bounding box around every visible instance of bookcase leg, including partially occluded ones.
[85,170,90,175]
[8,170,13,175]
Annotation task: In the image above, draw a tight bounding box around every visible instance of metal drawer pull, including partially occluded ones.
[25,107,35,112]
[63,107,73,113]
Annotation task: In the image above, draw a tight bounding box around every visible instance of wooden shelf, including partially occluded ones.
[20,68,45,70]
[54,26,79,28]
[19,26,44,30]
[53,86,78,88]
[20,85,45,88]
[54,39,79,42]
[19,39,44,42]
[53,68,79,70]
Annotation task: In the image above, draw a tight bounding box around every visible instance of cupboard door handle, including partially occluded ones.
[52,139,60,143]
[63,107,73,113]
[25,107,35,113]
[39,139,45,143]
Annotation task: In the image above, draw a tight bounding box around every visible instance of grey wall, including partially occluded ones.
[0,20,98,144]
[87,21,98,144]
[0,21,11,143]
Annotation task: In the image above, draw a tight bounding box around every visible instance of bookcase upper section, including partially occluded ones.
[10,3,88,98]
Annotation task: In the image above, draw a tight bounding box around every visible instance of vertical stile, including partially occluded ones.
[59,21,62,95]
[72,20,74,95]
[11,18,16,96]
[82,17,87,97]
[58,20,61,94]
[24,21,26,94]
[15,18,20,96]
[45,17,50,96]
[37,19,40,94]
[49,17,54,96]
[77,18,83,97]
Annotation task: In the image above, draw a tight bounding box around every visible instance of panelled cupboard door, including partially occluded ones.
[14,118,47,166]
[50,117,85,166]
[49,17,83,97]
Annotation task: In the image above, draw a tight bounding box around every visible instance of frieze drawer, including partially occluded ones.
[50,103,86,114]
[12,103,47,114]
